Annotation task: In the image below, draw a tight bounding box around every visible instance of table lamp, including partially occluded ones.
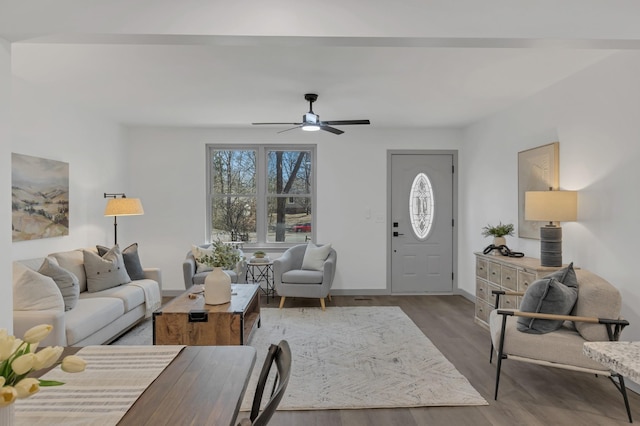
[104,193,144,245]
[524,189,578,267]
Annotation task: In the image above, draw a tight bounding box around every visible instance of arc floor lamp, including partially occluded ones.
[104,193,144,245]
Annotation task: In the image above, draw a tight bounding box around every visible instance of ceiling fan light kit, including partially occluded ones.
[252,93,370,135]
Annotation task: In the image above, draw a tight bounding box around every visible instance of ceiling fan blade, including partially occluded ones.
[320,125,344,135]
[323,119,370,126]
[277,125,303,134]
[252,122,302,125]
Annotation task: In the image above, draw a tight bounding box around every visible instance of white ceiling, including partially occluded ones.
[5,1,640,129]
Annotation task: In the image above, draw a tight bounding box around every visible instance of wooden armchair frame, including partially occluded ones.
[490,290,632,423]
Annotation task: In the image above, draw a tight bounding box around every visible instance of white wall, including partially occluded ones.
[126,126,461,292]
[10,80,130,260]
[460,51,640,345]
[0,39,12,330]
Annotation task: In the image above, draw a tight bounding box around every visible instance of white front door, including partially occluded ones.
[390,153,454,294]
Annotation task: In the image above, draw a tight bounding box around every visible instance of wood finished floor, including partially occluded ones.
[258,294,640,426]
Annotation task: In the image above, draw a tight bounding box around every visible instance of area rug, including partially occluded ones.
[240,306,487,411]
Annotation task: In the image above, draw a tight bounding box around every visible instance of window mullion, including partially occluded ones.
[256,147,267,244]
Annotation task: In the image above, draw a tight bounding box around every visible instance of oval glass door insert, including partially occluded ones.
[409,172,434,240]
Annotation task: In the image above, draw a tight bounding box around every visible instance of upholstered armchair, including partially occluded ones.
[490,267,632,423]
[183,244,246,289]
[273,243,337,311]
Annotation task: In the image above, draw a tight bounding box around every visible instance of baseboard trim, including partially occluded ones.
[330,289,390,296]
[457,288,475,303]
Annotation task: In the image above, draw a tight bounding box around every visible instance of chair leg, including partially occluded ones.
[327,293,332,302]
[320,298,326,311]
[494,314,509,400]
[490,342,494,364]
[279,296,286,309]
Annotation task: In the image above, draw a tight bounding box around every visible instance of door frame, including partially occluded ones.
[386,150,459,294]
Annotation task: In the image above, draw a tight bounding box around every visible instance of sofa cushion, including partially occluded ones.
[38,257,80,311]
[490,310,608,371]
[12,262,65,312]
[49,249,87,293]
[573,270,622,341]
[97,243,146,281]
[79,282,145,312]
[282,269,324,284]
[517,277,578,334]
[64,297,125,345]
[301,243,332,271]
[84,246,132,293]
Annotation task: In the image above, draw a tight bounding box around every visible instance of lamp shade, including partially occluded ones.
[524,191,577,222]
[104,198,144,217]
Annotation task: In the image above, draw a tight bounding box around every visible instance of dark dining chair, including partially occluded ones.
[238,340,292,426]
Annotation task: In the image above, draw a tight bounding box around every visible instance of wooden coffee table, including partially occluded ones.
[153,283,260,345]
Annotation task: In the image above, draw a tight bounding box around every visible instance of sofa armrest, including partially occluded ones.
[273,249,294,287]
[143,267,162,292]
[13,310,66,346]
[183,253,197,289]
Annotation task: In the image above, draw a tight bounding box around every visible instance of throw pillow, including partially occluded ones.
[192,245,214,273]
[517,277,578,334]
[301,243,332,271]
[49,249,88,293]
[84,246,131,293]
[12,262,65,312]
[543,262,578,288]
[38,257,80,311]
[97,243,146,280]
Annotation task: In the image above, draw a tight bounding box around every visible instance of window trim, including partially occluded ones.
[206,144,316,249]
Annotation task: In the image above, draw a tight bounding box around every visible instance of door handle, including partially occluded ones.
[393,231,404,237]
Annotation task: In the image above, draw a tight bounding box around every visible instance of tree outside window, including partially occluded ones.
[208,145,314,245]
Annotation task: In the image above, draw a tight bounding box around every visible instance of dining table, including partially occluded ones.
[24,345,256,426]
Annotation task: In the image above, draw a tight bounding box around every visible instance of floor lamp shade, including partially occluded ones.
[525,190,578,267]
[104,195,144,245]
[104,198,144,216]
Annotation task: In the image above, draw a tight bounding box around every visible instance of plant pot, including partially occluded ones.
[0,404,15,426]
[204,267,232,305]
[493,237,506,253]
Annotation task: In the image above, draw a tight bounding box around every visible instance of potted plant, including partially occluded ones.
[253,250,266,259]
[481,222,515,247]
[197,240,241,305]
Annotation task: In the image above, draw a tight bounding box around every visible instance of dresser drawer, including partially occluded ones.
[476,258,488,279]
[501,266,517,291]
[500,294,518,310]
[518,270,536,293]
[476,279,489,302]
[475,298,491,324]
[488,283,500,308]
[488,261,501,285]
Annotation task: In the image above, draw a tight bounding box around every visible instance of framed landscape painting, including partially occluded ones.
[517,142,559,239]
[12,153,69,241]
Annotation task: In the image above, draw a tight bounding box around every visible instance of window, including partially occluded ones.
[409,172,434,240]
[208,145,315,246]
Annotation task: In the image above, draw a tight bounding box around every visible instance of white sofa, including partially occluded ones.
[13,248,162,347]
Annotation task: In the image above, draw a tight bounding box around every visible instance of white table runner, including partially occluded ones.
[15,345,185,426]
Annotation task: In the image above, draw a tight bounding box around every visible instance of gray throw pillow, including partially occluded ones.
[543,262,578,288]
[517,277,578,334]
[84,246,131,292]
[97,243,146,280]
[38,257,80,311]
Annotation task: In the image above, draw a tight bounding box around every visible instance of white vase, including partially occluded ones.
[0,404,15,426]
[493,236,506,247]
[204,267,232,305]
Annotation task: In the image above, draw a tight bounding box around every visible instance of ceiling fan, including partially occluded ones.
[252,93,370,135]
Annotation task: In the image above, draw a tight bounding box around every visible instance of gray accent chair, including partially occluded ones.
[183,244,246,289]
[490,268,632,423]
[273,244,337,311]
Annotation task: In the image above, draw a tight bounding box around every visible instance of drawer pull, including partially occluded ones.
[506,276,511,280]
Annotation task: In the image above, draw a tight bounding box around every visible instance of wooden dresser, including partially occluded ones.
[474,252,568,329]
